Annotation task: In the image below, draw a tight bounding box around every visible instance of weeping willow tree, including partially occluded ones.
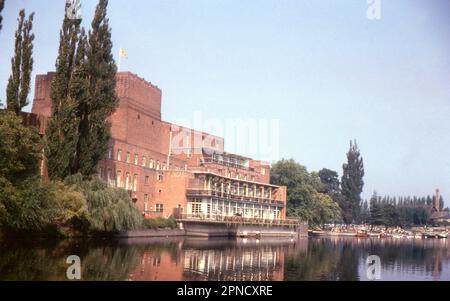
[64,175,143,232]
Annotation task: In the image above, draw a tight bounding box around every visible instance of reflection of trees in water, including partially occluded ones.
[284,238,360,281]
[0,238,145,281]
[284,238,450,281]
[1,236,448,281]
[362,239,449,279]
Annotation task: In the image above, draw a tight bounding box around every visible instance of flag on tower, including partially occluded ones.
[118,48,128,71]
[119,48,128,59]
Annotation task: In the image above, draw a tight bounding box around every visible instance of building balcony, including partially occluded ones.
[178,213,301,226]
[186,189,285,207]
[201,158,254,172]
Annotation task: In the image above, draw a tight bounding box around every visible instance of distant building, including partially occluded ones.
[31,72,287,221]
[430,189,449,223]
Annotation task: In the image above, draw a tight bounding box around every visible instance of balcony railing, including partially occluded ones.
[201,158,255,172]
[178,213,302,227]
[186,189,284,207]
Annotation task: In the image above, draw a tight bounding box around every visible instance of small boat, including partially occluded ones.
[423,233,437,239]
[356,230,369,238]
[309,230,325,237]
[437,233,448,239]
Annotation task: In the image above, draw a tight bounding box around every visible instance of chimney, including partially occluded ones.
[435,189,441,212]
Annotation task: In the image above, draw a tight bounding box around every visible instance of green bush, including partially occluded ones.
[143,217,178,230]
[64,174,144,233]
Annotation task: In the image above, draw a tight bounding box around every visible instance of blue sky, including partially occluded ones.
[0,0,449,205]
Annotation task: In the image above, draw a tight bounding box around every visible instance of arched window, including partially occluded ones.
[125,173,130,190]
[116,171,122,188]
[133,174,138,192]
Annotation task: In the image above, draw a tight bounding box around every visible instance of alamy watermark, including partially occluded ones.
[66,0,82,21]
[366,255,381,280]
[367,0,382,20]
[170,111,280,162]
[66,255,81,280]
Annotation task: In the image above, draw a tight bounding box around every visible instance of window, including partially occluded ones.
[261,168,266,176]
[125,173,130,190]
[144,194,149,212]
[144,176,149,185]
[157,173,164,182]
[156,161,161,170]
[133,174,138,192]
[107,148,112,159]
[126,152,130,163]
[116,171,122,188]
[156,204,163,213]
[107,168,113,187]
[117,149,122,161]
[142,156,147,167]
[191,199,202,215]
[149,159,154,169]
[134,154,139,165]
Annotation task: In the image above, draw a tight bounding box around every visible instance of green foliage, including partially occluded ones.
[64,175,144,233]
[271,159,342,227]
[6,9,34,114]
[143,217,178,230]
[369,192,433,227]
[76,0,118,176]
[45,14,82,180]
[0,111,42,185]
[341,140,365,224]
[46,0,118,179]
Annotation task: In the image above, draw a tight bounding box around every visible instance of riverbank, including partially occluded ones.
[309,225,449,239]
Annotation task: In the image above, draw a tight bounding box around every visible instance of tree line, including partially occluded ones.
[271,140,365,227]
[0,0,144,236]
[359,192,447,227]
[271,140,445,228]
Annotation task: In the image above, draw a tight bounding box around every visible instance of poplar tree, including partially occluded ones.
[340,140,365,224]
[6,10,34,114]
[75,0,118,176]
[45,7,82,180]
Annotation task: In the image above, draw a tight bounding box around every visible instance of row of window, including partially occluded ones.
[107,148,185,171]
[143,198,163,213]
[101,168,164,191]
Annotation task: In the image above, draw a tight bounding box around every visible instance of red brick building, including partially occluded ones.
[32,72,287,221]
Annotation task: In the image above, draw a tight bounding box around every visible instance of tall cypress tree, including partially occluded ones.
[0,0,5,32]
[45,5,82,180]
[6,10,34,114]
[75,0,118,176]
[340,140,365,224]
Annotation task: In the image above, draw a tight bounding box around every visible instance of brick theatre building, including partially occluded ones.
[32,72,287,221]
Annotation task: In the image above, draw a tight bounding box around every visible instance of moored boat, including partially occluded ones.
[356,230,369,238]
[437,233,448,239]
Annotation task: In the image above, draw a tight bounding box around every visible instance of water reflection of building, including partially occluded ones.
[128,238,299,281]
[130,251,184,281]
[183,248,284,281]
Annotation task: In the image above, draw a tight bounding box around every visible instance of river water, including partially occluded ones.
[0,236,449,281]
